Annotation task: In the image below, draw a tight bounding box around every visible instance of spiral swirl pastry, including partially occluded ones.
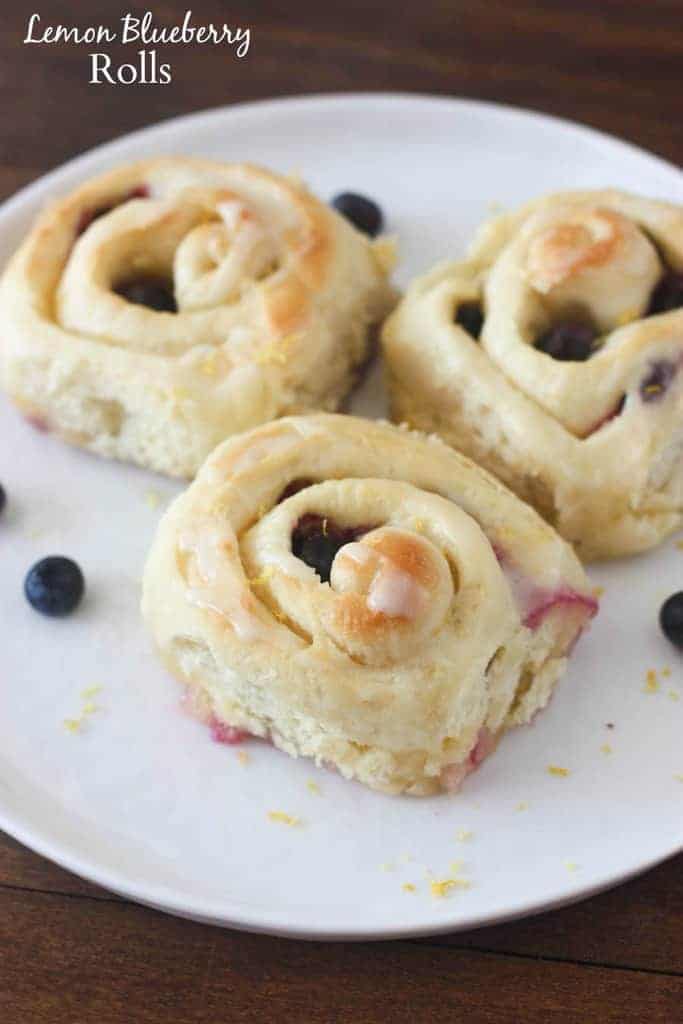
[383,189,683,559]
[142,414,596,796]
[0,159,394,477]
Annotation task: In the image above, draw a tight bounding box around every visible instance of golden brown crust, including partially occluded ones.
[142,414,595,795]
[0,157,395,477]
[383,189,683,559]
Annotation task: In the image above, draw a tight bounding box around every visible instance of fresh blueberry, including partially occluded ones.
[25,556,85,617]
[0,483,5,517]
[291,514,372,583]
[115,278,177,313]
[535,321,597,361]
[640,360,676,402]
[648,272,683,315]
[660,592,683,649]
[455,301,484,339]
[331,192,383,237]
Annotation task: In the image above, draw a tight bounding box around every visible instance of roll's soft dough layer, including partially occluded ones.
[0,158,395,477]
[383,190,683,560]
[142,414,597,795]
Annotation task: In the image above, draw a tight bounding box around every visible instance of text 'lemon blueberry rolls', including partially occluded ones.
[0,158,395,477]
[142,414,597,795]
[382,190,683,559]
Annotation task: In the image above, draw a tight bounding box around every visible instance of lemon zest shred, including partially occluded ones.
[429,877,471,898]
[256,333,299,367]
[430,878,456,898]
[644,669,659,694]
[199,353,221,377]
[144,490,162,510]
[249,566,275,587]
[267,811,301,827]
[547,765,570,777]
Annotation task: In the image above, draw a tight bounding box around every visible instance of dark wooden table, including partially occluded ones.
[1,2,682,1020]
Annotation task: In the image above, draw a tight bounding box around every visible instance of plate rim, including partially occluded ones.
[1,90,681,940]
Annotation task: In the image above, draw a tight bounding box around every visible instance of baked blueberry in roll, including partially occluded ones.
[383,190,683,559]
[142,414,596,795]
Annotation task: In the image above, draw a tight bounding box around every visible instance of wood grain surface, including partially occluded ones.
[1,2,681,1021]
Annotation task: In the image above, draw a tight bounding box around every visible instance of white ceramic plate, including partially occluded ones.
[1,94,682,940]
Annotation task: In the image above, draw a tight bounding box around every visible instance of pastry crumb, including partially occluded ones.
[402,882,416,893]
[455,828,474,842]
[515,801,529,812]
[267,811,301,827]
[236,750,249,766]
[547,765,570,777]
[601,743,613,755]
[371,236,398,274]
[306,780,321,795]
